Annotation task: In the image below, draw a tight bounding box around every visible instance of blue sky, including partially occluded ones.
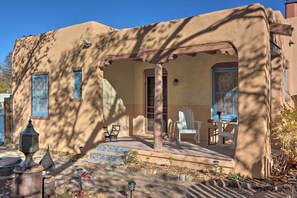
[0,0,286,63]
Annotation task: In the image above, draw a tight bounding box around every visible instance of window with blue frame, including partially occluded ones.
[73,70,82,99]
[212,67,238,121]
[32,74,48,117]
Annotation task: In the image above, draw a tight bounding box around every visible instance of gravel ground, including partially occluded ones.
[0,146,293,197]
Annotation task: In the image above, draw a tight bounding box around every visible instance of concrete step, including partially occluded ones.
[89,151,126,165]
[88,144,132,165]
[97,144,131,155]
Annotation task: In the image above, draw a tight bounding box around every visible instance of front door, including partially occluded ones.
[146,74,167,132]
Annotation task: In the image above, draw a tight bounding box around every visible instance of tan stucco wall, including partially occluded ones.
[12,22,115,153]
[97,4,273,178]
[12,4,292,178]
[286,17,297,97]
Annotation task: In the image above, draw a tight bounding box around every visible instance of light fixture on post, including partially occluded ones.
[173,78,179,86]
[213,160,219,179]
[128,180,136,198]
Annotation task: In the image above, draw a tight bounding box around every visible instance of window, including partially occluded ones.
[32,74,48,117]
[212,67,238,121]
[73,70,82,99]
[284,67,289,99]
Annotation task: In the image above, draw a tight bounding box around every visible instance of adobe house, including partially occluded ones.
[11,3,297,178]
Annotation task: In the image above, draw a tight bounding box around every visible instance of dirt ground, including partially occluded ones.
[0,146,293,197]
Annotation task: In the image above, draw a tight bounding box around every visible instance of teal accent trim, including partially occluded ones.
[32,74,48,117]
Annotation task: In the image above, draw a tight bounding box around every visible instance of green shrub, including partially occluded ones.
[230,171,245,182]
[168,156,173,165]
[126,150,139,164]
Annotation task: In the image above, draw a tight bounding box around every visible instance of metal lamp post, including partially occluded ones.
[213,160,219,179]
[128,180,136,198]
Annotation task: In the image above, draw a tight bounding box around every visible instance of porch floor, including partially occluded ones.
[100,136,235,161]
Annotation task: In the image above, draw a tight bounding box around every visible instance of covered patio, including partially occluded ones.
[97,4,291,178]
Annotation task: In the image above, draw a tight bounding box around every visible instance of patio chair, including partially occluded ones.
[104,125,120,141]
[176,107,202,144]
[218,121,238,148]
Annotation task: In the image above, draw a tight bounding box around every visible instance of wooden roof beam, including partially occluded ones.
[270,23,294,36]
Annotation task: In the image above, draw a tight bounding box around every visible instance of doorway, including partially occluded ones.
[145,69,167,132]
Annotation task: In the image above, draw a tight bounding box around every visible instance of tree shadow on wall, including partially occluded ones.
[12,4,279,178]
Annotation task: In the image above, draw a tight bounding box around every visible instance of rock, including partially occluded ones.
[168,174,179,181]
[263,185,273,191]
[201,180,208,185]
[253,185,264,192]
[276,186,284,192]
[241,182,252,189]
[160,173,168,180]
[186,175,193,182]
[284,184,291,190]
[208,179,217,186]
[152,169,158,175]
[229,180,241,188]
[192,178,203,183]
[217,178,226,188]
[273,186,278,191]
[105,166,113,171]
[139,169,147,175]
[179,174,186,182]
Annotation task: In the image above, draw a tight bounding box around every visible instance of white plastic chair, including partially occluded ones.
[176,107,202,143]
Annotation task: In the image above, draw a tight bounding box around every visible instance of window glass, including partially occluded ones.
[32,74,48,117]
[212,68,238,121]
[74,70,82,99]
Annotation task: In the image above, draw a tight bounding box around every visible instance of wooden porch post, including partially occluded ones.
[154,63,163,151]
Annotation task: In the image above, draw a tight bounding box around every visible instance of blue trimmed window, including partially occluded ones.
[32,74,48,117]
[74,70,82,99]
[212,67,238,121]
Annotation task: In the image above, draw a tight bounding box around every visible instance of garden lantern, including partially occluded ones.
[128,180,136,198]
[19,119,39,168]
[213,160,219,178]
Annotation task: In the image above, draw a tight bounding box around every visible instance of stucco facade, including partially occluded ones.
[11,4,297,178]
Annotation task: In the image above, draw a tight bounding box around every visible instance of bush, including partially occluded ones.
[126,150,139,164]
[229,172,245,182]
[271,103,297,162]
